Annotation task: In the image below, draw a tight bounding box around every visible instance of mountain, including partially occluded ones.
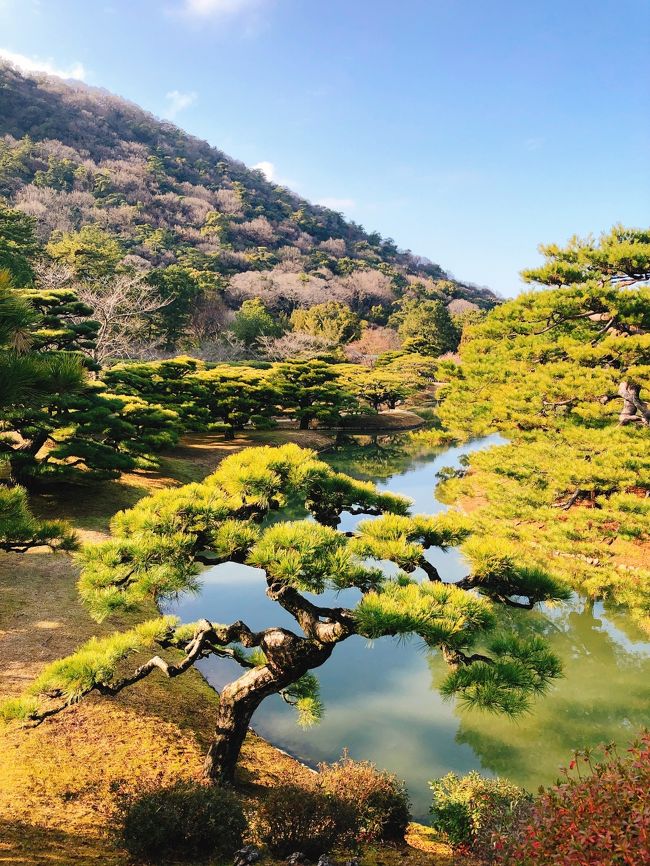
[0,63,499,326]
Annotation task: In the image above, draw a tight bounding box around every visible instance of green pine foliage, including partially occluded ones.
[0,485,76,552]
[390,297,460,356]
[5,442,565,741]
[0,268,180,487]
[20,285,99,357]
[435,225,650,631]
[0,202,39,284]
[0,616,180,722]
[270,359,359,428]
[105,355,372,434]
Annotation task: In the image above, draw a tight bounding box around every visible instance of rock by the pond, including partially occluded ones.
[286,853,308,865]
[317,856,335,866]
[234,846,261,866]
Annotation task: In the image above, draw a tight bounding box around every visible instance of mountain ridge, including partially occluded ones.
[0,62,499,330]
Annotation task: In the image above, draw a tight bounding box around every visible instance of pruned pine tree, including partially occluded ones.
[270,359,359,428]
[439,225,650,435]
[4,444,567,783]
[434,226,650,631]
[0,273,78,549]
[0,270,179,488]
[0,486,76,553]
[104,357,278,438]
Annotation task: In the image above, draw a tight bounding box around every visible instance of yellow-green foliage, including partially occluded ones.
[439,284,650,438]
[355,581,495,648]
[350,512,471,571]
[10,437,569,729]
[28,617,177,703]
[78,444,410,620]
[0,485,77,552]
[439,434,650,628]
[281,673,324,727]
[248,520,382,593]
[0,696,40,723]
[435,226,650,629]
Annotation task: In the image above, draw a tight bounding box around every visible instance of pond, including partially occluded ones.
[164,433,650,818]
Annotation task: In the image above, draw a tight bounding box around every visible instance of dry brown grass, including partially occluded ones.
[0,428,456,866]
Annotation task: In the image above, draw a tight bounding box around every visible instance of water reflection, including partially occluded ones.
[164,433,650,818]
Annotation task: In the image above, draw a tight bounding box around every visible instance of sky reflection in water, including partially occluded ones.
[164,433,650,817]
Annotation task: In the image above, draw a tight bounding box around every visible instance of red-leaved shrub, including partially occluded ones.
[495,733,650,866]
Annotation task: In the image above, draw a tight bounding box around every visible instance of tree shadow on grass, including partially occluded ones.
[0,819,124,866]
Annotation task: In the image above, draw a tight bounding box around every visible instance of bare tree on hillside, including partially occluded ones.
[77,274,170,364]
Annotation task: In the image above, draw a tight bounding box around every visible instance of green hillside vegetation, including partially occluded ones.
[435,226,650,631]
[0,63,498,362]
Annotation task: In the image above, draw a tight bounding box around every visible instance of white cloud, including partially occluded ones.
[315,197,356,211]
[0,47,86,80]
[182,0,263,16]
[251,160,299,189]
[252,160,276,181]
[164,89,198,118]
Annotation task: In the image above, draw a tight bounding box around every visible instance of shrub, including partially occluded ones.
[318,754,411,842]
[118,780,246,863]
[429,771,531,862]
[495,734,650,865]
[252,773,355,860]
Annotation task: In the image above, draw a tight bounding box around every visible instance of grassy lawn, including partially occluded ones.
[0,428,458,866]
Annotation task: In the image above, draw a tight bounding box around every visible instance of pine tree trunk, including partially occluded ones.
[8,430,49,488]
[203,635,334,784]
[618,380,650,425]
[203,685,261,784]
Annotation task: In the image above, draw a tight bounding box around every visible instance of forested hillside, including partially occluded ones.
[0,63,498,358]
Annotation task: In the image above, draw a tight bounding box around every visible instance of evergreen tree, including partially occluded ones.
[337,364,410,411]
[46,225,124,279]
[0,274,77,549]
[291,302,361,344]
[0,271,179,487]
[391,298,460,356]
[436,225,650,631]
[270,359,359,428]
[4,444,566,784]
[0,486,76,553]
[104,357,277,438]
[231,298,284,347]
[0,202,39,285]
[146,265,203,348]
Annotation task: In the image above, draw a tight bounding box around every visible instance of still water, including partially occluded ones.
[164,433,650,817]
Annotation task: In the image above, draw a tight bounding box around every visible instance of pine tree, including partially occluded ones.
[0,271,179,487]
[3,444,566,783]
[391,298,460,357]
[271,359,359,428]
[435,225,650,631]
[0,202,39,285]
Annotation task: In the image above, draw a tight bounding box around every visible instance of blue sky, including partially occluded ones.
[1,0,648,296]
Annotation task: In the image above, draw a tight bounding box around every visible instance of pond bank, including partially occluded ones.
[166,430,650,818]
[0,423,459,865]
